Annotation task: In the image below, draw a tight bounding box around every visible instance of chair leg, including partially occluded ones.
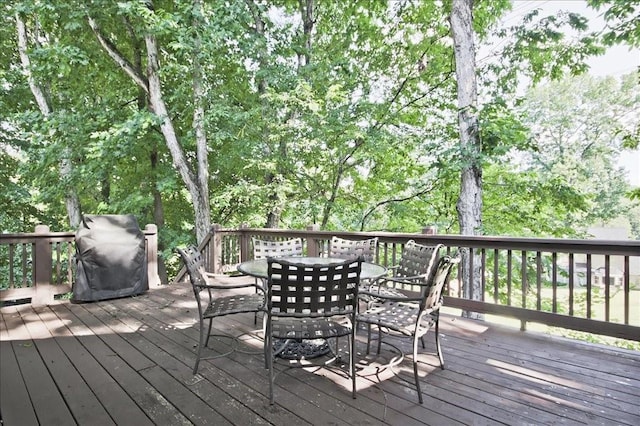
[204,317,213,347]
[194,318,208,375]
[350,332,356,399]
[254,278,265,324]
[263,314,269,370]
[365,324,372,355]
[434,315,444,369]
[266,318,275,405]
[413,335,423,404]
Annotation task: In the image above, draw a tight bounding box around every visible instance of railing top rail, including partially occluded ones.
[218,227,640,256]
[1,231,75,239]
[1,227,158,242]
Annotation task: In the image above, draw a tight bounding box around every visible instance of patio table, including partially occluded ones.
[237,256,387,281]
[238,256,387,359]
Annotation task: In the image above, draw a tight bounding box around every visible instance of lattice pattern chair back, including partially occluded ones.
[268,258,361,316]
[396,240,439,277]
[265,257,363,404]
[180,246,209,300]
[422,254,457,311]
[329,236,378,263]
[252,237,303,259]
[394,240,443,292]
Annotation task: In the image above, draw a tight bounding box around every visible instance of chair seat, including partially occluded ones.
[359,283,407,302]
[270,317,352,340]
[204,294,265,318]
[357,301,436,337]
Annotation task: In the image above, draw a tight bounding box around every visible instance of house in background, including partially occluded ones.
[584,227,638,288]
[554,227,639,288]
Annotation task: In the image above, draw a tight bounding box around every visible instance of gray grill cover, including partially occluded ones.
[73,214,148,302]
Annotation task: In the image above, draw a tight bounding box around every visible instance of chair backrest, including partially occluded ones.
[422,255,460,310]
[396,240,443,280]
[329,236,378,263]
[177,246,207,286]
[267,257,362,318]
[252,238,303,259]
[176,246,211,312]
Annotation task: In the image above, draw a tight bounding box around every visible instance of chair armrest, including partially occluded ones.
[386,265,399,275]
[198,275,265,293]
[383,274,427,286]
[359,289,421,303]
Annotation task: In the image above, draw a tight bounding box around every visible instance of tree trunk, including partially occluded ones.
[88,4,211,244]
[298,0,314,68]
[246,0,280,228]
[450,0,483,320]
[16,13,82,229]
[145,31,211,243]
[192,0,211,241]
[127,18,169,285]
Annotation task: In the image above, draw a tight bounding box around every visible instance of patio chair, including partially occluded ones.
[252,237,303,260]
[251,237,303,323]
[356,254,460,404]
[265,256,363,405]
[329,236,378,263]
[360,240,443,302]
[177,246,266,375]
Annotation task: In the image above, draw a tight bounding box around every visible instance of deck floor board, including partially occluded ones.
[2,282,639,426]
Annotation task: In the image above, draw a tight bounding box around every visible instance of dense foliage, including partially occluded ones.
[1,1,638,271]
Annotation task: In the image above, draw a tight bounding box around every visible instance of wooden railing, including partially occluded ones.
[6,222,637,340]
[0,224,161,306]
[187,224,640,342]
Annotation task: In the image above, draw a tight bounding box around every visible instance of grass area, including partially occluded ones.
[538,286,640,326]
[441,287,640,351]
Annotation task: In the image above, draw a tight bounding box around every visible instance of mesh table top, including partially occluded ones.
[237,256,387,281]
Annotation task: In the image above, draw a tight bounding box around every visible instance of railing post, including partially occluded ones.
[209,224,222,274]
[32,225,54,306]
[422,226,438,235]
[306,224,321,256]
[145,224,161,287]
[239,223,251,263]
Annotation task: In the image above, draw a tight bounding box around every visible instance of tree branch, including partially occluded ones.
[360,183,436,230]
[86,14,149,93]
[15,13,51,114]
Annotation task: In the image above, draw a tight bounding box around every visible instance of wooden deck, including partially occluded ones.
[2,282,639,426]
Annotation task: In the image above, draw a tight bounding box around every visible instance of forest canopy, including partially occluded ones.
[1,0,639,266]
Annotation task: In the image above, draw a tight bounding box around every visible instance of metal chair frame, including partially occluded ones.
[329,236,378,263]
[177,246,266,375]
[265,256,363,405]
[361,240,444,301]
[356,255,460,404]
[252,237,304,260]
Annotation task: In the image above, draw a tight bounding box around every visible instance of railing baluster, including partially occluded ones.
[624,256,630,325]
[481,248,486,302]
[66,243,74,287]
[586,254,592,319]
[536,251,542,312]
[552,252,558,313]
[521,250,527,331]
[507,249,512,306]
[9,244,15,289]
[493,249,499,303]
[604,255,610,322]
[22,244,28,288]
